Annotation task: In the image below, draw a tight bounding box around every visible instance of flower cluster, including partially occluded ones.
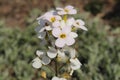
[32,5,87,80]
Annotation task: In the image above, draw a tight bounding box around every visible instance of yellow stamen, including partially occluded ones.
[57,56,62,62]
[72,27,77,31]
[64,9,69,13]
[51,17,56,22]
[60,34,66,38]
[41,71,46,79]
[62,72,71,79]
[76,22,79,25]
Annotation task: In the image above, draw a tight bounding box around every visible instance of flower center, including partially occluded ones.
[76,22,79,25]
[51,17,56,22]
[60,34,66,38]
[72,26,77,31]
[64,9,69,13]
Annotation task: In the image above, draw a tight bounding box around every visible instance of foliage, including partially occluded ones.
[0,12,120,80]
[84,0,104,15]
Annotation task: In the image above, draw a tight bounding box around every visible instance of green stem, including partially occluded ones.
[63,15,67,22]
[55,58,58,76]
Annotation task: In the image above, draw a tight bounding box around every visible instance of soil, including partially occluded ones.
[0,0,54,28]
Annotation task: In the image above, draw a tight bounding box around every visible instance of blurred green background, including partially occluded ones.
[0,0,120,80]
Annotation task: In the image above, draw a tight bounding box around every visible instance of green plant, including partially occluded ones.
[0,11,120,80]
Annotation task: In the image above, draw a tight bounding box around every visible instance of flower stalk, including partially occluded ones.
[32,5,88,80]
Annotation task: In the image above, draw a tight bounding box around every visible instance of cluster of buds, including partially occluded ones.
[32,5,87,80]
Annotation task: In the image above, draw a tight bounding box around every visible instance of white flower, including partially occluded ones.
[69,48,76,59]
[66,17,75,27]
[35,26,46,39]
[36,11,61,32]
[52,17,75,28]
[53,20,65,29]
[44,12,61,23]
[69,58,82,75]
[32,50,51,69]
[73,19,88,31]
[36,50,44,56]
[38,10,61,28]
[56,5,77,15]
[37,16,52,31]
[35,21,52,39]
[37,10,57,21]
[37,11,62,31]
[57,50,68,62]
[57,47,77,62]
[63,47,76,59]
[47,47,57,58]
[56,47,76,62]
[70,69,74,76]
[35,19,53,39]
[36,50,51,65]
[52,76,67,80]
[52,27,78,47]
[70,58,82,70]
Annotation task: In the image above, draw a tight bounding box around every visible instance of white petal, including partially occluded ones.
[57,50,68,62]
[55,38,65,48]
[69,48,76,58]
[56,7,64,11]
[60,78,67,80]
[37,15,44,20]
[70,69,74,76]
[32,57,42,69]
[66,18,75,26]
[52,21,61,28]
[62,27,71,34]
[60,20,66,28]
[45,26,52,31]
[58,11,66,15]
[73,19,85,27]
[65,5,74,10]
[58,50,68,62]
[79,26,88,31]
[62,47,76,58]
[47,47,57,58]
[52,76,67,80]
[35,26,41,32]
[45,14,53,21]
[52,28,61,37]
[44,11,59,22]
[70,58,82,70]
[37,32,46,39]
[52,76,60,80]
[41,56,51,65]
[36,50,44,57]
[65,37,75,46]
[55,15,62,20]
[35,26,45,33]
[69,9,77,14]
[78,20,85,25]
[69,32,78,38]
[49,10,57,14]
[38,19,48,26]
[37,11,55,20]
[58,50,66,57]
